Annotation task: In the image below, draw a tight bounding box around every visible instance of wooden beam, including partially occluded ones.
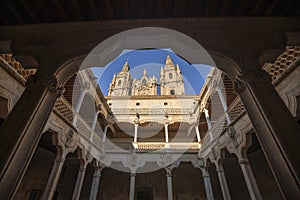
[188,0,206,17]
[122,0,129,18]
[265,0,279,16]
[36,0,53,21]
[53,0,68,21]
[88,0,99,20]
[20,0,38,23]
[104,0,114,19]
[250,0,263,15]
[203,0,219,17]
[5,0,25,24]
[71,0,84,20]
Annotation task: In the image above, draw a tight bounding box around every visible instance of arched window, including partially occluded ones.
[169,73,173,79]
[118,80,122,86]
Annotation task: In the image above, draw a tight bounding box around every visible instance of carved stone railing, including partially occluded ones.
[200,97,245,151]
[111,107,193,115]
[54,96,103,147]
[263,46,300,83]
[0,54,36,81]
[133,142,200,152]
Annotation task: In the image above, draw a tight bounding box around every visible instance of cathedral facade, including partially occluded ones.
[108,55,185,96]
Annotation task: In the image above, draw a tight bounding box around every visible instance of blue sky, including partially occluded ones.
[91,49,211,96]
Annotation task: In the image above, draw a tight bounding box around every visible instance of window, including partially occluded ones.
[170,90,175,95]
[109,103,112,106]
[164,102,168,105]
[142,79,146,85]
[136,102,140,106]
[118,80,122,86]
[169,73,173,79]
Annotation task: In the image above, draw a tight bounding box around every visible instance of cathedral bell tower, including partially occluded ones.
[160,55,185,95]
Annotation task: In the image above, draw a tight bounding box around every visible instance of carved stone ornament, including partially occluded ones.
[26,74,64,96]
[233,74,247,94]
[65,129,76,148]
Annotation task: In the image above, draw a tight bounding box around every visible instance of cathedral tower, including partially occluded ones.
[160,55,185,95]
[108,60,132,96]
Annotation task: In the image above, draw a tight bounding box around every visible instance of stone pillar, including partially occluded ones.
[204,109,213,140]
[215,161,231,200]
[165,167,173,200]
[42,152,66,200]
[0,74,64,199]
[89,161,104,200]
[164,124,169,143]
[129,172,136,200]
[102,125,108,142]
[234,70,300,198]
[195,125,201,142]
[134,123,138,143]
[204,109,212,129]
[75,89,86,113]
[91,112,99,131]
[239,158,262,200]
[72,161,88,200]
[216,87,231,123]
[201,168,214,200]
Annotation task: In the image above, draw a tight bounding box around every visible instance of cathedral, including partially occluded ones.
[0,1,300,200]
[108,55,185,96]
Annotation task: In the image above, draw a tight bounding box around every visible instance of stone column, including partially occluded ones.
[204,109,213,140]
[195,125,201,142]
[42,153,66,200]
[0,74,64,199]
[89,161,104,200]
[91,112,99,131]
[75,89,86,113]
[216,87,231,123]
[129,172,136,200]
[234,70,300,198]
[239,159,262,200]
[201,168,214,200]
[164,124,169,143]
[134,123,138,143]
[215,161,231,200]
[165,167,173,200]
[72,161,88,200]
[102,125,108,142]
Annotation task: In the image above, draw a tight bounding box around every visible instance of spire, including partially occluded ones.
[143,69,147,77]
[165,54,173,65]
[121,59,130,72]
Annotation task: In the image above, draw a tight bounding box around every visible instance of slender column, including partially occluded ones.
[42,153,66,200]
[129,172,136,200]
[102,125,108,142]
[195,125,201,142]
[234,70,300,198]
[165,168,173,200]
[164,124,169,143]
[204,109,212,129]
[204,109,213,140]
[201,168,214,200]
[75,90,86,113]
[216,87,231,123]
[72,162,87,200]
[91,112,98,131]
[0,74,63,199]
[239,159,262,200]
[90,112,99,141]
[134,123,138,143]
[216,162,231,200]
[89,162,104,200]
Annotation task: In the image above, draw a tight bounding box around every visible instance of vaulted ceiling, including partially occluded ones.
[1,0,299,25]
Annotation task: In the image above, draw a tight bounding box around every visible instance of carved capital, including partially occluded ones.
[26,74,64,96]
